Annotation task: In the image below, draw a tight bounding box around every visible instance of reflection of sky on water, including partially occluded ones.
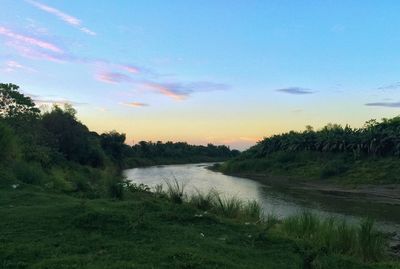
[124,163,400,233]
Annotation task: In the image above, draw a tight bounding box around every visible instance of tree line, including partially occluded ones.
[244,118,400,159]
[0,83,238,196]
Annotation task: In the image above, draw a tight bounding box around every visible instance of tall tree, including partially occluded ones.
[0,83,40,119]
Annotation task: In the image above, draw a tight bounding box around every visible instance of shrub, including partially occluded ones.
[47,168,74,192]
[123,180,151,193]
[0,121,18,161]
[68,171,91,193]
[105,177,124,200]
[320,160,349,179]
[13,161,46,185]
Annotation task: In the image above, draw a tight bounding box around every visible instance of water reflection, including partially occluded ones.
[123,163,400,232]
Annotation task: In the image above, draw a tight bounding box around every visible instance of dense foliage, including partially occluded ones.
[247,119,400,159]
[0,83,238,196]
[219,118,400,183]
[130,141,239,159]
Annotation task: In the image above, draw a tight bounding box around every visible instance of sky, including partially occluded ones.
[1,0,400,150]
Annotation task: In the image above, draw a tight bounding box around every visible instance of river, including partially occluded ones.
[123,163,400,233]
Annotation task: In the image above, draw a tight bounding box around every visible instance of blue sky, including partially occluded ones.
[1,0,399,149]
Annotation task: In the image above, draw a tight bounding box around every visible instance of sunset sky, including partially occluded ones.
[1,1,399,149]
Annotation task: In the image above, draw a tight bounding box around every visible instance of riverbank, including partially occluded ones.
[124,156,229,169]
[1,183,399,268]
[211,167,400,207]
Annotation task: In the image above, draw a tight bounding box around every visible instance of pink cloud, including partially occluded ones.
[121,102,149,108]
[6,42,65,63]
[95,71,133,84]
[119,64,140,74]
[3,60,37,72]
[143,82,187,100]
[26,0,96,36]
[141,81,229,100]
[0,26,63,53]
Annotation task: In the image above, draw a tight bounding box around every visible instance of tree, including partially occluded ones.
[42,105,92,165]
[100,131,126,164]
[0,83,40,119]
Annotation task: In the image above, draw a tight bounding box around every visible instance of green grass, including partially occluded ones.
[0,184,398,268]
[279,212,387,262]
[165,177,186,204]
[219,151,400,185]
[188,188,262,222]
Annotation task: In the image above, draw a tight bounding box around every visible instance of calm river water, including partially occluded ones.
[123,163,400,232]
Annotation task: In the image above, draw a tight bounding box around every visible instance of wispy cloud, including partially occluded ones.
[2,60,37,72]
[26,0,96,36]
[276,87,315,95]
[6,42,67,62]
[119,64,140,74]
[0,26,63,53]
[34,99,84,107]
[142,81,229,100]
[365,101,400,108]
[95,71,133,84]
[377,82,400,90]
[144,82,187,100]
[121,102,149,108]
[26,93,86,107]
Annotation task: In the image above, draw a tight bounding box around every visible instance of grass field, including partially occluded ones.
[1,182,399,269]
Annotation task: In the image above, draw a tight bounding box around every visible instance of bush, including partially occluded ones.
[68,171,91,193]
[320,160,349,179]
[0,166,17,185]
[0,121,18,161]
[106,177,124,200]
[123,180,151,193]
[47,168,74,192]
[13,161,46,185]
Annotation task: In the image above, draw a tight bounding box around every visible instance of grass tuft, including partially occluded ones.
[189,189,217,211]
[357,218,386,261]
[164,177,186,204]
[281,211,387,262]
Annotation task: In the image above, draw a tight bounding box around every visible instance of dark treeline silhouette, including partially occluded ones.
[0,83,238,197]
[125,141,239,165]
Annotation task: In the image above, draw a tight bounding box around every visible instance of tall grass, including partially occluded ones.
[188,189,262,221]
[214,194,243,219]
[148,179,388,262]
[281,212,386,262]
[358,218,386,261]
[141,178,390,262]
[164,178,186,204]
[160,179,264,222]
[242,200,262,221]
[189,189,217,211]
